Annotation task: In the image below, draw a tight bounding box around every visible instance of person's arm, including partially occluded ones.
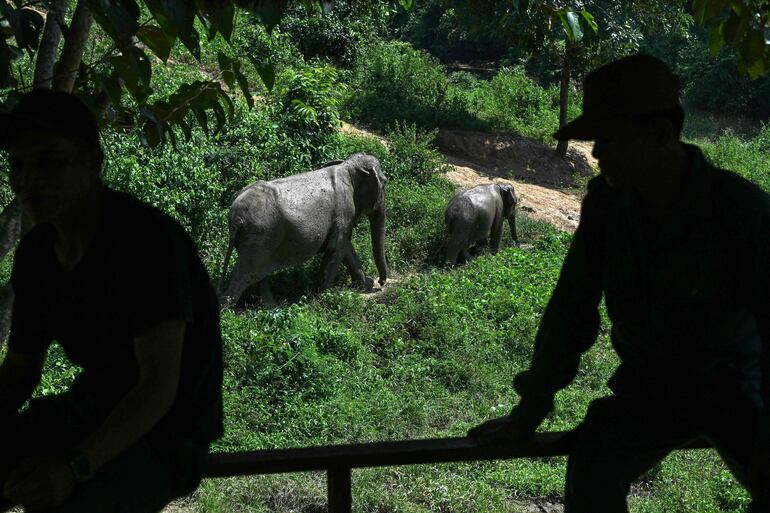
[77,319,185,471]
[469,181,607,443]
[3,319,186,511]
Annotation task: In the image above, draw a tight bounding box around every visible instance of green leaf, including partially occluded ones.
[199,0,234,41]
[143,0,177,38]
[216,51,232,73]
[722,12,748,45]
[742,28,766,68]
[254,0,287,34]
[710,22,726,56]
[747,58,768,80]
[17,8,43,51]
[85,0,140,46]
[399,0,413,11]
[192,107,209,137]
[252,61,275,91]
[234,67,253,108]
[110,47,151,101]
[137,25,172,62]
[580,10,598,34]
[161,0,200,60]
[211,101,226,134]
[101,74,123,104]
[141,119,162,148]
[222,69,235,89]
[218,88,234,118]
[705,0,728,21]
[177,120,192,142]
[559,11,583,43]
[110,54,138,96]
[692,0,708,24]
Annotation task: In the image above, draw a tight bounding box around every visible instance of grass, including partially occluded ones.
[190,220,749,512]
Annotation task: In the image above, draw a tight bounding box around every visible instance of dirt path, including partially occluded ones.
[341,123,596,233]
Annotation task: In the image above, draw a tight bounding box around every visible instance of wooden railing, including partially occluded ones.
[205,431,708,512]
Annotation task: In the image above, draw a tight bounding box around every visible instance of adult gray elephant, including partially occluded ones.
[219,153,388,307]
[444,183,518,265]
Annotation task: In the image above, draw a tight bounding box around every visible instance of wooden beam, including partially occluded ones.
[205,432,709,478]
[327,468,352,513]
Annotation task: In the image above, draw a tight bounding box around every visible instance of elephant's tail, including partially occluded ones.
[219,224,238,293]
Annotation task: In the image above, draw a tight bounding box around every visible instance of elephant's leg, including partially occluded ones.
[445,236,463,266]
[220,245,273,308]
[490,219,503,253]
[319,245,346,290]
[470,238,487,256]
[343,244,374,290]
[257,279,276,307]
[461,249,472,262]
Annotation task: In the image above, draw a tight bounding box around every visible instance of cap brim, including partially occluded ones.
[553,114,604,141]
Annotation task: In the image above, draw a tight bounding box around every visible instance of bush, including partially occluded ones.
[344,40,448,130]
[270,64,347,172]
[279,2,390,66]
[467,66,561,140]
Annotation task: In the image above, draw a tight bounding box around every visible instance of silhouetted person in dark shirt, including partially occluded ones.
[469,54,770,512]
[0,90,223,512]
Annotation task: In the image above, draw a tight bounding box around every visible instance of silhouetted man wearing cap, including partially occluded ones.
[0,89,223,512]
[469,54,769,512]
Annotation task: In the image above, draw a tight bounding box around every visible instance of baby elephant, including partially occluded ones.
[444,183,518,265]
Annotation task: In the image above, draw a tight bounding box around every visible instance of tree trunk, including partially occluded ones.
[53,0,93,93]
[33,0,70,89]
[556,44,571,158]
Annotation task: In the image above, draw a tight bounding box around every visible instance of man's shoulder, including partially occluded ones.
[706,163,770,221]
[105,188,190,241]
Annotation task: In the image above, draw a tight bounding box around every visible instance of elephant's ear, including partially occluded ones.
[502,185,517,208]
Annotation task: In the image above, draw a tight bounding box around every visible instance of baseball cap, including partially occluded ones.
[554,54,682,141]
[0,89,100,150]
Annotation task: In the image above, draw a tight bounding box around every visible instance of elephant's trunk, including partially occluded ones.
[369,207,387,285]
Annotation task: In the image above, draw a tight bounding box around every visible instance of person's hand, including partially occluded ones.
[468,399,552,445]
[3,455,76,511]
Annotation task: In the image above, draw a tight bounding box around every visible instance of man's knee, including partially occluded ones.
[565,451,633,513]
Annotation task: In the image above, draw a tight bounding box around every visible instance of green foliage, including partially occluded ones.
[691,0,770,78]
[467,66,562,141]
[696,123,770,193]
[344,40,448,130]
[392,1,509,62]
[642,28,770,122]
[279,2,391,66]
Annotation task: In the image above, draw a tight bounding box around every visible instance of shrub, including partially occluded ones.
[344,40,448,130]
[467,66,561,140]
[382,122,447,184]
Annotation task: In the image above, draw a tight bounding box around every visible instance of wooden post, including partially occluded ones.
[327,467,352,513]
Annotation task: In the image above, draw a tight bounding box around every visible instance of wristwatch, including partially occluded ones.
[66,448,93,483]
